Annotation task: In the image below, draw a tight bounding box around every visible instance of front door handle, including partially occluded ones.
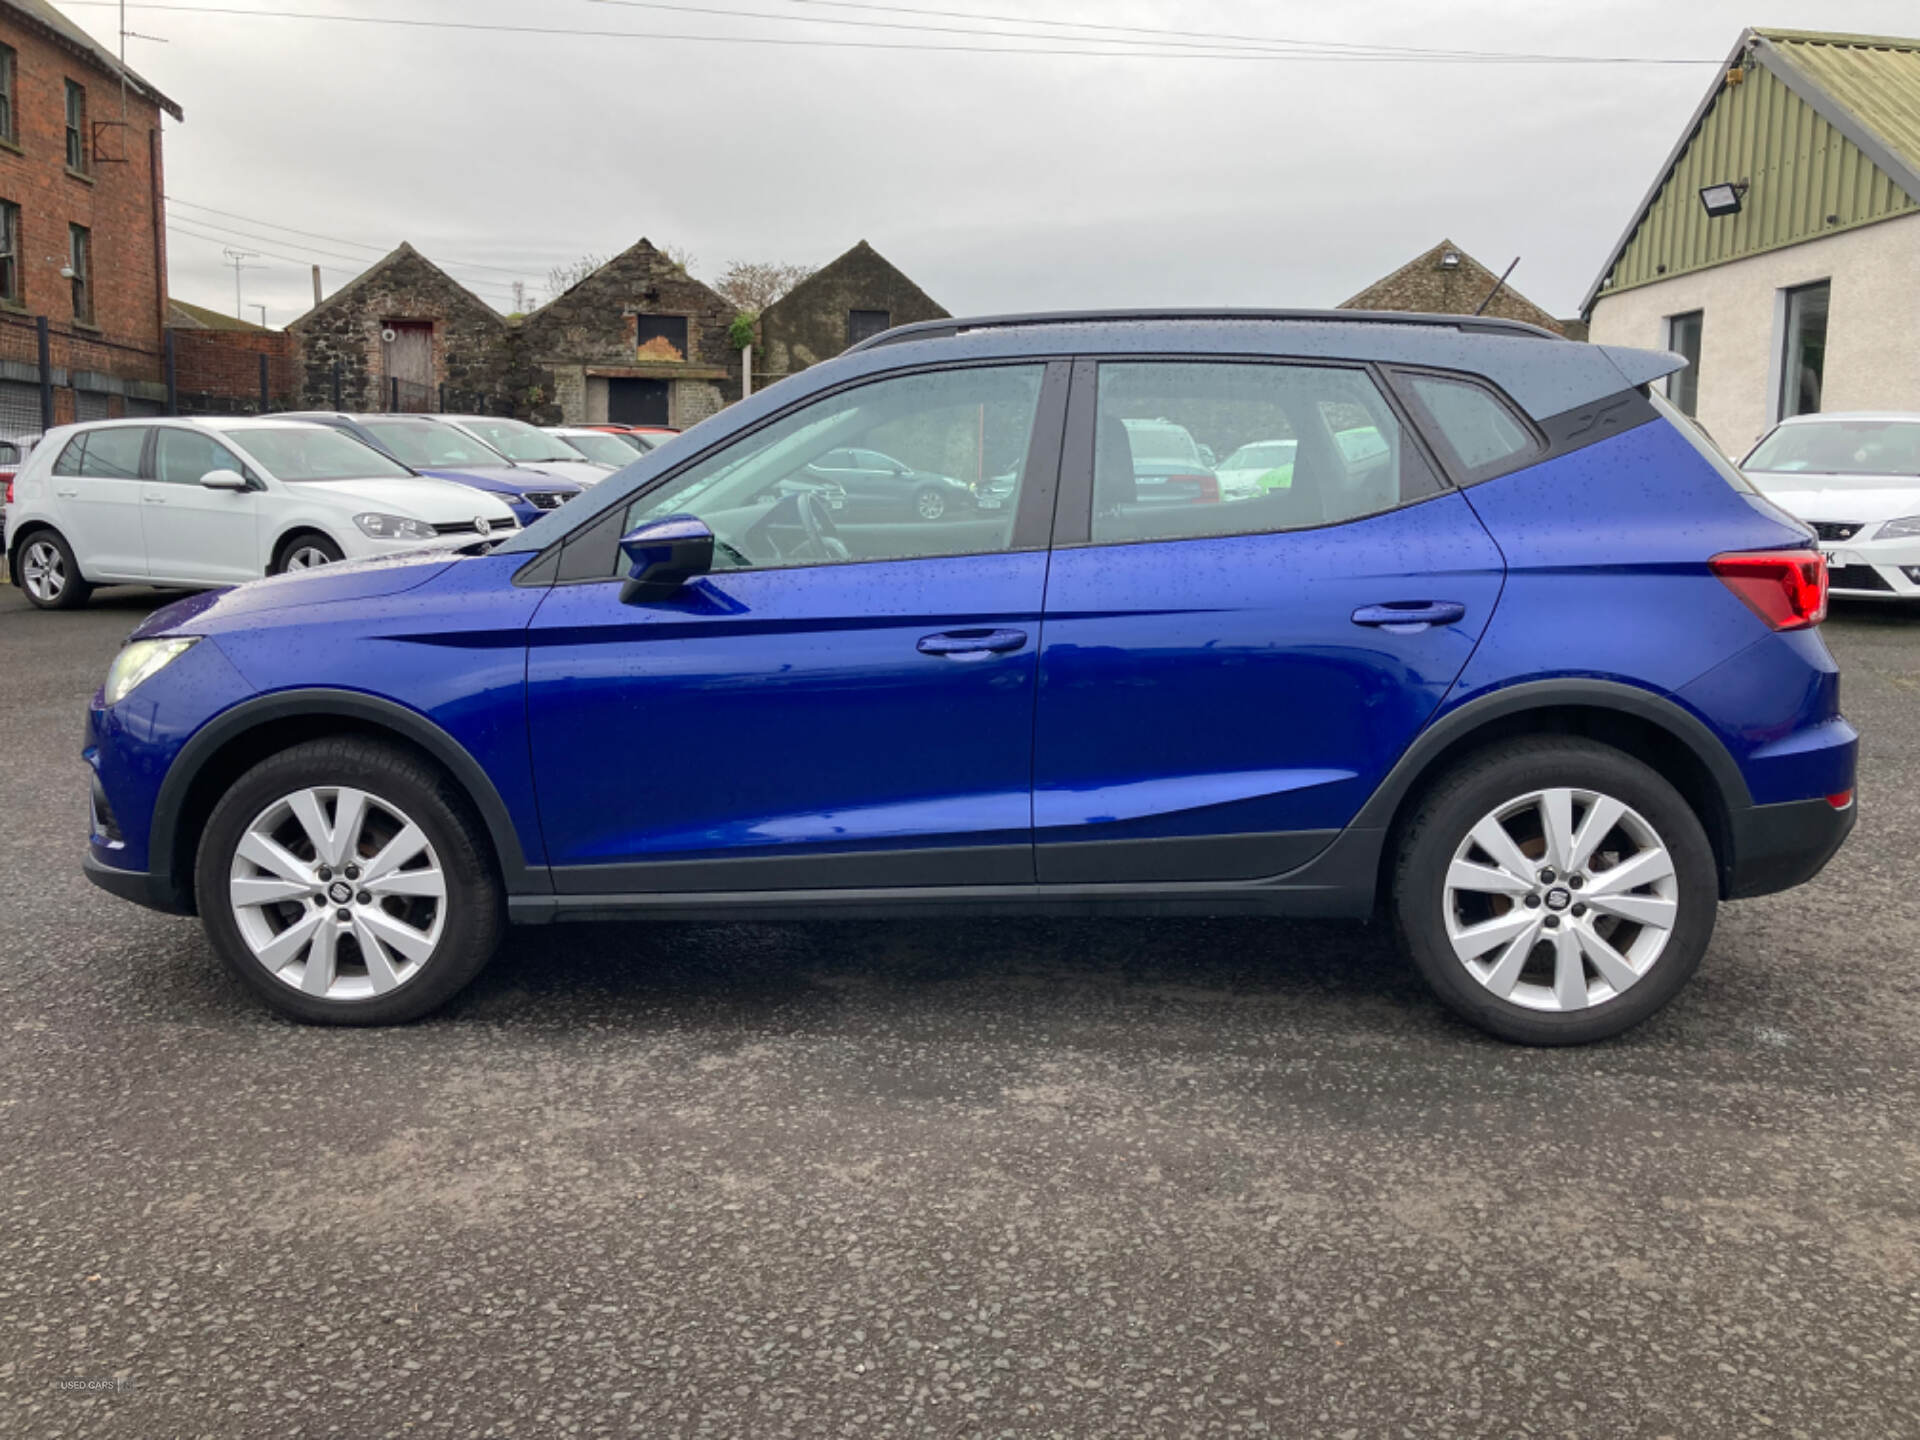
[1351,601,1467,633]
[918,627,1028,660]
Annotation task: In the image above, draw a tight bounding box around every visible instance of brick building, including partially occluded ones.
[166,297,295,414]
[0,0,180,431]
[1339,240,1578,338]
[285,241,509,413]
[516,239,738,427]
[756,239,947,388]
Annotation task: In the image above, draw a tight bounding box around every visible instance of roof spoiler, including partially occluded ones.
[1598,344,1687,389]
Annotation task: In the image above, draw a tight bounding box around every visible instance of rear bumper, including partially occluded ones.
[1725,794,1856,899]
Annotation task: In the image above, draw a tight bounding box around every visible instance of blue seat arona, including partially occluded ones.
[81,311,1856,1043]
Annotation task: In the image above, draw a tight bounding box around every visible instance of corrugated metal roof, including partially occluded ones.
[1583,27,1920,313]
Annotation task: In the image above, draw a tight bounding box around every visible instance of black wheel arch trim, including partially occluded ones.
[149,688,547,912]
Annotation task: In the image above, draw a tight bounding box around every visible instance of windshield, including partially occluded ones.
[620,431,661,452]
[1744,420,1920,478]
[460,417,583,464]
[558,432,638,467]
[223,425,414,482]
[363,419,505,470]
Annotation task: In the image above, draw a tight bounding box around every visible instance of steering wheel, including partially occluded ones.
[743,489,849,565]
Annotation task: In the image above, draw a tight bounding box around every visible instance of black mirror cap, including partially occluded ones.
[619,514,714,602]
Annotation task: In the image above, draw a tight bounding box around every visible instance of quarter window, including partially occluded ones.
[614,364,1046,573]
[64,81,87,172]
[1089,362,1442,546]
[1402,374,1538,479]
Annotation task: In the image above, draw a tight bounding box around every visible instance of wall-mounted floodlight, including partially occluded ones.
[1699,182,1747,217]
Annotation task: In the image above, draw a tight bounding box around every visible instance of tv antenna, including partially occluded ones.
[223,247,264,319]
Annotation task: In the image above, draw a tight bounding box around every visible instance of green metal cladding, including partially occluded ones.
[1594,30,1920,301]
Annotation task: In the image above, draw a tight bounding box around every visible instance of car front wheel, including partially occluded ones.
[195,738,503,1024]
[272,532,344,574]
[1392,738,1717,1045]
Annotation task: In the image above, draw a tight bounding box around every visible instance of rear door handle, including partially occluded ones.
[1351,601,1467,633]
[54,487,78,498]
[918,627,1028,660]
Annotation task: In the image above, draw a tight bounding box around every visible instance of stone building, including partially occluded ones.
[1339,240,1574,337]
[0,0,181,428]
[1583,27,1920,457]
[756,240,947,387]
[285,242,508,412]
[516,238,737,428]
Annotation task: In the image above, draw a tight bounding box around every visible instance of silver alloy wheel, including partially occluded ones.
[21,539,65,602]
[283,544,336,571]
[228,786,446,1001]
[916,489,945,520]
[1443,786,1678,1013]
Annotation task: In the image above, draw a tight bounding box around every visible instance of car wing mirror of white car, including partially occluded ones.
[199,468,250,492]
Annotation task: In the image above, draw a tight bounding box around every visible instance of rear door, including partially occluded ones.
[1032,357,1508,883]
[47,427,149,580]
[142,426,263,584]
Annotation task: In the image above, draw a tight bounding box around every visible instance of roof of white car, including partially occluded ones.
[1767,411,1920,426]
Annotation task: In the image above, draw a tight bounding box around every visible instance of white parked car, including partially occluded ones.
[1741,412,1920,601]
[5,417,518,611]
[434,414,613,487]
[545,426,648,471]
[1214,439,1298,500]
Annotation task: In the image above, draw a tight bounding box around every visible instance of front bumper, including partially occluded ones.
[83,851,189,912]
[1816,535,1920,599]
[1725,793,1857,899]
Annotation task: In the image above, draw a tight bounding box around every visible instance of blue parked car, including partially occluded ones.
[280,412,584,527]
[82,311,1855,1043]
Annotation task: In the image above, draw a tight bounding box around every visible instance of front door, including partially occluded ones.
[382,321,433,410]
[525,361,1066,892]
[47,425,149,579]
[142,426,261,584]
[1033,358,1507,883]
[607,378,670,426]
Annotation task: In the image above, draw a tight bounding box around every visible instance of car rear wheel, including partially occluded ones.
[914,487,948,521]
[18,530,92,610]
[1392,738,1717,1045]
[195,738,503,1024]
[272,532,343,573]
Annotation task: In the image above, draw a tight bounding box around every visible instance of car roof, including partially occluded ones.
[1767,411,1920,425]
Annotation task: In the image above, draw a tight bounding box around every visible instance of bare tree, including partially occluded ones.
[713,260,816,313]
[547,252,608,300]
[660,243,697,276]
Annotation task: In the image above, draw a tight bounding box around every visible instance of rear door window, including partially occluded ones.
[76,426,148,479]
[1087,361,1444,545]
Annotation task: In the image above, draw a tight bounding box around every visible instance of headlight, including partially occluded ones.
[103,637,198,706]
[353,512,437,541]
[1875,515,1920,540]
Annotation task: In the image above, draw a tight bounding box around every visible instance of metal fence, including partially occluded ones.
[376,373,489,415]
[0,312,173,442]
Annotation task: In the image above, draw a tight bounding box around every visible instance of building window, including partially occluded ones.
[635,315,688,362]
[1665,310,1703,417]
[0,200,18,305]
[1779,282,1829,419]
[848,308,891,346]
[0,46,17,145]
[65,80,87,172]
[69,224,92,323]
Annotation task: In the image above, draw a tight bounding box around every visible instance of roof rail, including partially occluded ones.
[848,307,1565,353]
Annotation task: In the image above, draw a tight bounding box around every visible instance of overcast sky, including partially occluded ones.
[61,0,1920,327]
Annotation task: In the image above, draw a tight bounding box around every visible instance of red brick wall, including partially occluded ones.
[171,327,296,410]
[0,9,169,381]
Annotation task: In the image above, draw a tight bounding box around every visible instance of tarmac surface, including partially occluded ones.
[2,584,1916,1438]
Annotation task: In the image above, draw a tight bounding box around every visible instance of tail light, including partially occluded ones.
[1710,550,1828,630]
[3,472,13,506]
[1174,473,1220,503]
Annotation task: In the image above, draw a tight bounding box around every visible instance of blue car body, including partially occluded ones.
[85,312,1854,943]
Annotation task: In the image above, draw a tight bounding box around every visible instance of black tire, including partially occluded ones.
[194,737,504,1025]
[16,528,92,610]
[271,531,344,574]
[912,486,948,521]
[1391,738,1717,1046]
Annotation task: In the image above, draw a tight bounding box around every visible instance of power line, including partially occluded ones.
[167,197,558,277]
[167,221,525,305]
[62,2,1720,64]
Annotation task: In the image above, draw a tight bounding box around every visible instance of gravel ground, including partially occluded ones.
[2,584,1916,1439]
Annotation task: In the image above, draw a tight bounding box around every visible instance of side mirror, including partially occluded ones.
[200,468,250,491]
[619,515,713,601]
